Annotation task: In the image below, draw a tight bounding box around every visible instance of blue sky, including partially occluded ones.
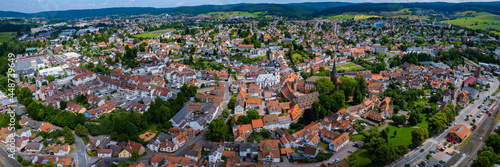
[1,0,498,13]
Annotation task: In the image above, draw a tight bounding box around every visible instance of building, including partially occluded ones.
[448,124,470,142]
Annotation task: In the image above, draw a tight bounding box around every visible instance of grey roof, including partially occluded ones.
[35,58,43,64]
[171,104,192,124]
[32,136,43,143]
[26,142,43,150]
[185,149,199,157]
[15,60,32,71]
[1,97,17,106]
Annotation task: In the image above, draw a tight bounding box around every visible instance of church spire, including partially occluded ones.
[331,59,338,90]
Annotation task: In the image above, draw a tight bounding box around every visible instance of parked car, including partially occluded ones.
[348,150,354,153]
[420,149,425,152]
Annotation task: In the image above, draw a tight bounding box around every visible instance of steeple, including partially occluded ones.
[331,59,338,90]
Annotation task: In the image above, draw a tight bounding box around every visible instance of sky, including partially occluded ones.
[1,0,498,13]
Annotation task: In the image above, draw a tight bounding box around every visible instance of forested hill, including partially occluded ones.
[0,1,500,19]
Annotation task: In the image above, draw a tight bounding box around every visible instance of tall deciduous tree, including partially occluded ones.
[205,118,227,142]
[411,128,429,146]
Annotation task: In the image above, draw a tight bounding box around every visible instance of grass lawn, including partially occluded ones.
[350,134,365,142]
[133,28,175,38]
[0,32,15,44]
[318,141,329,150]
[446,12,500,33]
[322,14,356,20]
[342,63,355,68]
[199,11,269,19]
[354,14,380,20]
[416,113,429,129]
[386,125,413,146]
[348,67,365,71]
[347,149,372,167]
[292,53,304,63]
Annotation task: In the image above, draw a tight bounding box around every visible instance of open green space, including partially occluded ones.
[348,67,365,71]
[0,32,16,43]
[199,11,271,19]
[292,53,305,63]
[321,14,380,20]
[386,125,413,146]
[133,28,175,38]
[446,12,500,34]
[342,63,355,68]
[347,149,372,167]
[415,113,429,129]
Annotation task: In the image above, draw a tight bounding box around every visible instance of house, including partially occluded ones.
[159,141,178,153]
[448,124,470,142]
[25,142,43,154]
[258,140,280,163]
[14,137,29,151]
[52,144,70,156]
[86,139,100,151]
[245,97,261,109]
[129,162,146,167]
[463,76,477,87]
[457,91,469,105]
[185,149,201,161]
[97,149,112,158]
[252,119,264,132]
[16,127,31,138]
[234,100,245,114]
[462,87,479,99]
[208,144,224,163]
[38,123,53,133]
[442,89,453,103]
[303,145,319,158]
[329,133,349,152]
[262,114,279,130]
[57,158,73,167]
[66,101,86,114]
[119,140,145,158]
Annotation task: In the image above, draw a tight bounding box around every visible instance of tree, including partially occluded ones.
[205,118,227,142]
[75,124,89,137]
[408,111,421,125]
[46,75,56,82]
[222,109,230,118]
[237,115,251,125]
[214,76,221,81]
[474,156,491,167]
[372,145,396,164]
[261,128,271,138]
[247,109,260,120]
[314,78,335,94]
[429,112,448,134]
[353,89,364,104]
[485,134,500,153]
[131,150,139,162]
[331,92,346,112]
[355,75,367,96]
[365,137,387,152]
[412,128,429,146]
[392,114,406,125]
[339,76,357,99]
[381,129,389,143]
[62,126,75,144]
[429,94,439,103]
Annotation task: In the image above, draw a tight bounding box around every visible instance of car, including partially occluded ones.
[432,151,437,154]
[348,150,354,153]
[420,149,425,152]
[440,147,446,151]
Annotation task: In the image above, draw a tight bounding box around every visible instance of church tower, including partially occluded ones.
[331,59,338,90]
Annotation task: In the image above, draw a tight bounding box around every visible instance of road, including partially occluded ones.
[390,77,499,167]
[0,147,21,167]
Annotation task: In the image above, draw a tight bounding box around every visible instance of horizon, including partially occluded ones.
[2,0,499,13]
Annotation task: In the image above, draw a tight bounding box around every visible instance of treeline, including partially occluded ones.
[0,39,46,75]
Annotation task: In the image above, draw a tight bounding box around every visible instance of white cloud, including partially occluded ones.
[209,2,214,4]
[176,2,184,6]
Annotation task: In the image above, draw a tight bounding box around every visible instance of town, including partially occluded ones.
[0,2,500,167]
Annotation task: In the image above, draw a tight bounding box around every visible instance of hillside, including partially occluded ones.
[446,12,500,35]
[0,2,499,19]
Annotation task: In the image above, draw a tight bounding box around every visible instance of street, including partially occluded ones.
[391,77,499,167]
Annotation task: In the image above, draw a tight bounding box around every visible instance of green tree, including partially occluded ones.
[247,109,260,120]
[222,109,230,118]
[237,115,251,125]
[366,137,387,152]
[485,134,500,153]
[408,111,421,125]
[62,126,75,144]
[261,128,271,138]
[392,114,406,125]
[429,112,448,134]
[314,78,335,94]
[474,156,491,167]
[205,118,227,142]
[131,150,139,162]
[339,76,357,99]
[75,124,89,137]
[46,75,56,82]
[372,145,396,164]
[411,128,429,146]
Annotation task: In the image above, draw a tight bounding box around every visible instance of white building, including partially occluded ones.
[255,73,280,89]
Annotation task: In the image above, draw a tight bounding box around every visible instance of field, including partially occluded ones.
[0,32,16,43]
[199,11,270,19]
[446,12,500,34]
[348,67,365,71]
[415,113,429,129]
[386,125,413,146]
[342,63,355,68]
[322,14,379,20]
[292,53,305,63]
[347,149,372,167]
[381,9,421,19]
[133,28,175,38]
